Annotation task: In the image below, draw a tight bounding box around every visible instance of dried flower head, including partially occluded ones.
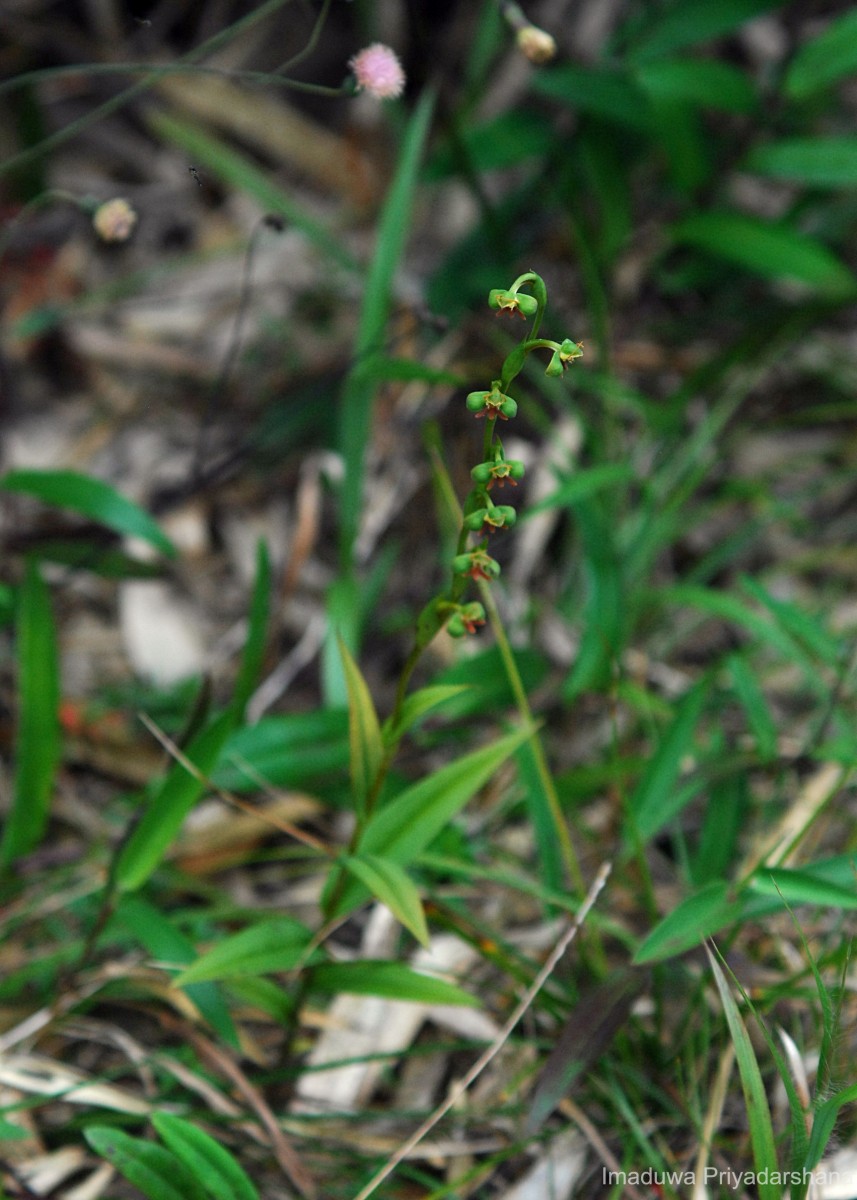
[516,25,557,64]
[349,43,406,99]
[92,198,137,243]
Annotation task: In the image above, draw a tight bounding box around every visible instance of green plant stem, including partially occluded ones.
[477,579,585,899]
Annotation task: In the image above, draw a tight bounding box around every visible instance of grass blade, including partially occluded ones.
[175,915,313,985]
[0,468,175,558]
[232,540,271,720]
[0,561,60,869]
[629,677,709,843]
[115,709,236,891]
[339,637,384,821]
[311,960,478,1006]
[146,108,357,272]
[337,88,435,564]
[634,881,744,964]
[784,8,857,99]
[627,0,784,64]
[330,723,532,915]
[671,211,856,296]
[342,854,429,947]
[152,1112,260,1200]
[705,945,780,1200]
[85,1126,205,1200]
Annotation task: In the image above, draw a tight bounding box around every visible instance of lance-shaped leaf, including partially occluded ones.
[339,636,384,820]
[233,539,271,720]
[312,960,478,1006]
[329,724,532,916]
[0,561,60,869]
[85,1126,205,1200]
[152,1113,260,1200]
[116,709,235,891]
[706,947,780,1200]
[342,854,429,946]
[1,468,175,557]
[175,916,314,986]
[382,684,472,744]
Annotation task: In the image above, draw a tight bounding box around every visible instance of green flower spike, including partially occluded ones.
[488,288,539,319]
[447,602,487,637]
[471,459,525,490]
[466,382,518,421]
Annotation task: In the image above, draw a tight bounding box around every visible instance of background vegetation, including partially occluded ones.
[1,1,857,1197]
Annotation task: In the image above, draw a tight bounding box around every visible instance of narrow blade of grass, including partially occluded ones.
[152,1113,260,1200]
[0,560,60,870]
[115,709,236,891]
[146,108,357,273]
[85,1127,205,1200]
[705,945,780,1200]
[628,676,709,843]
[1,468,175,558]
[337,88,435,565]
[339,637,384,822]
[232,540,271,721]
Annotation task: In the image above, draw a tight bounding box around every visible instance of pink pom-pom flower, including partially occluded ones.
[349,43,406,100]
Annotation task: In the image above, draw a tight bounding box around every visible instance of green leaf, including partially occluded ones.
[115,894,238,1047]
[152,1113,260,1200]
[426,109,555,178]
[805,1082,857,1170]
[0,561,60,869]
[705,948,780,1200]
[0,469,175,557]
[739,574,841,667]
[339,638,384,821]
[563,497,626,698]
[629,678,709,843]
[331,724,532,915]
[532,65,652,130]
[747,868,857,910]
[692,770,747,886]
[728,653,777,762]
[627,0,785,64]
[784,8,857,99]
[634,881,743,964]
[312,960,478,1006]
[382,684,472,742]
[342,854,429,946]
[175,916,313,985]
[213,709,349,793]
[85,1126,205,1200]
[362,356,465,387]
[232,540,270,720]
[524,464,635,518]
[115,709,236,891]
[635,58,757,112]
[146,109,357,273]
[671,211,856,297]
[746,136,857,188]
[338,88,435,563]
[661,583,830,697]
